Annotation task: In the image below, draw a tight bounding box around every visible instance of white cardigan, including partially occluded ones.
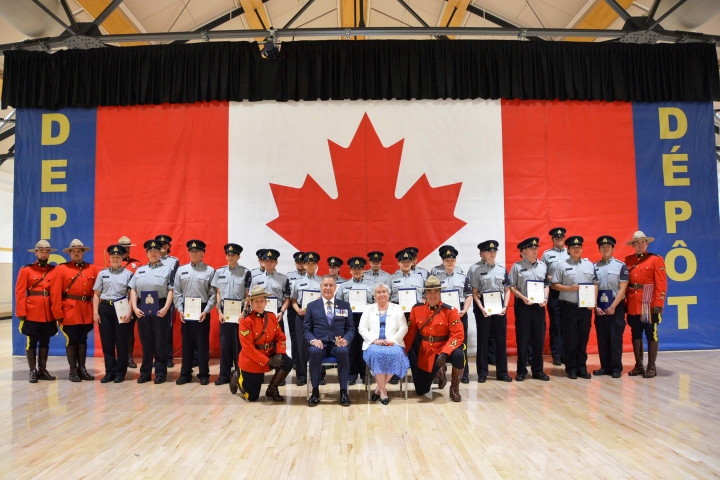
[358,302,408,350]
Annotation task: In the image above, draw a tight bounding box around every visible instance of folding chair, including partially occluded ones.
[306,356,338,397]
[365,364,410,400]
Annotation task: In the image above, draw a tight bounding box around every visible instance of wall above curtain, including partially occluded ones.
[2,39,719,109]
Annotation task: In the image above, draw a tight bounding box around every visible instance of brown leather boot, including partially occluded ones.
[26,349,38,383]
[77,343,95,380]
[37,347,56,380]
[435,364,448,389]
[643,340,658,378]
[449,367,462,402]
[265,369,290,402]
[66,346,81,382]
[628,339,645,376]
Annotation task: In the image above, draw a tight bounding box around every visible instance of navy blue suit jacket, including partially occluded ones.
[303,296,355,345]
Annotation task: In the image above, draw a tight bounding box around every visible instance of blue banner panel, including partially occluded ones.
[12,108,97,355]
[632,102,720,350]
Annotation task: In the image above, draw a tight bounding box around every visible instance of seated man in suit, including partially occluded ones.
[304,275,355,407]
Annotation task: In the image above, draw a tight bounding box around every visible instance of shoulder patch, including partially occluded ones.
[441,303,453,310]
[240,329,250,337]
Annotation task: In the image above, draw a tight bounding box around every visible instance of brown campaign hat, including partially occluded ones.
[247,285,272,299]
[62,239,91,253]
[28,240,57,253]
[118,236,136,247]
[625,231,655,246]
[421,275,442,290]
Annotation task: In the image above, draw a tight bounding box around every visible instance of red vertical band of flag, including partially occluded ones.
[501,99,639,355]
[93,102,229,357]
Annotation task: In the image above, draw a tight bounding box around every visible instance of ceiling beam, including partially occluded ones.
[466,4,543,41]
[30,0,76,35]
[59,0,81,32]
[438,0,472,39]
[564,0,634,42]
[339,0,369,39]
[648,0,686,30]
[75,0,146,45]
[238,0,272,40]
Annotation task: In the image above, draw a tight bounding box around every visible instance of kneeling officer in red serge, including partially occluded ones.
[404,275,465,401]
[230,286,292,401]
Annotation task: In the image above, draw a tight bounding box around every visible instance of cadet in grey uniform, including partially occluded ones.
[290,251,324,386]
[249,249,291,330]
[541,227,569,366]
[468,243,497,365]
[435,246,472,383]
[129,239,175,384]
[470,241,512,383]
[173,240,216,385]
[92,244,134,383]
[551,235,598,380]
[285,251,306,380]
[156,234,179,367]
[212,243,251,385]
[593,236,629,378]
[431,245,464,276]
[250,248,267,280]
[404,246,429,281]
[336,257,375,384]
[389,249,424,308]
[363,251,391,285]
[327,256,348,284]
[508,237,550,381]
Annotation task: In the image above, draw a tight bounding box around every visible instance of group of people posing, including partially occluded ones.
[14,227,667,406]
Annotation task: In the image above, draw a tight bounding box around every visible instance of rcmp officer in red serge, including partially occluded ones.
[404,275,465,401]
[156,235,179,368]
[304,275,355,407]
[118,236,141,369]
[470,240,513,383]
[15,240,59,383]
[211,243,251,385]
[593,236,629,378]
[129,239,175,384]
[551,236,598,380]
[92,245,134,383]
[173,240,216,385]
[541,227,569,366]
[51,239,99,382]
[336,256,374,385]
[624,231,667,378]
[508,237,550,382]
[230,286,292,402]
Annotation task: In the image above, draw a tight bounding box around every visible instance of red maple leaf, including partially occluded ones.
[267,113,466,277]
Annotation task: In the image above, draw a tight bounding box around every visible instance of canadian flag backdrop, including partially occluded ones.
[12,99,720,356]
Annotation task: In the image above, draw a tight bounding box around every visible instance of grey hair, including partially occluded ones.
[321,274,336,284]
[372,283,390,295]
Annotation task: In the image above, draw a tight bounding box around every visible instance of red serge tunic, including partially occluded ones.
[404,303,464,372]
[15,262,56,322]
[51,262,98,325]
[238,310,287,373]
[624,253,667,316]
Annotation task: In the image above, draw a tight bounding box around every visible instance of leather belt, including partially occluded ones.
[420,335,449,344]
[560,300,579,306]
[101,299,116,305]
[27,290,50,297]
[255,340,276,351]
[63,293,92,302]
[629,283,645,290]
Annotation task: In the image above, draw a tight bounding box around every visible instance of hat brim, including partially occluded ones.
[119,244,136,247]
[62,246,91,253]
[420,285,442,291]
[247,292,272,299]
[28,247,57,253]
[625,236,655,246]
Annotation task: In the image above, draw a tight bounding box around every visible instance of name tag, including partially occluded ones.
[219,275,226,279]
[480,272,488,276]
[393,280,401,284]
[565,268,573,271]
[103,275,110,278]
[520,268,527,272]
[181,271,189,275]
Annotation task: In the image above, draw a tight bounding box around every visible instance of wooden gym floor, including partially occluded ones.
[0,320,718,480]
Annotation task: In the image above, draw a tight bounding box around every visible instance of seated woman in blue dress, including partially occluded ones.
[358,283,410,404]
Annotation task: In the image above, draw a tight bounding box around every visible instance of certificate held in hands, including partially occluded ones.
[482,291,503,315]
[113,297,129,323]
[266,296,278,314]
[578,283,596,308]
[349,289,367,313]
[440,290,461,311]
[140,291,159,315]
[526,280,545,304]
[598,289,614,311]
[223,299,242,323]
[301,290,321,310]
[184,297,202,321]
[398,288,417,312]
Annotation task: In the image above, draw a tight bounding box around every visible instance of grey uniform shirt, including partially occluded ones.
[212,264,251,301]
[93,267,133,301]
[435,270,472,306]
[389,271,424,304]
[250,270,291,302]
[431,264,464,276]
[160,254,180,279]
[363,269,391,285]
[290,273,323,306]
[336,277,375,304]
[509,259,549,298]
[470,261,510,296]
[541,247,569,281]
[129,262,174,298]
[552,258,598,304]
[286,270,306,289]
[250,267,265,280]
[467,261,482,279]
[173,261,217,314]
[412,266,429,281]
[594,257,630,297]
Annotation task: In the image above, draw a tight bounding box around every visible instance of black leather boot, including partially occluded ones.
[66,346,81,382]
[77,343,95,380]
[37,347,56,380]
[26,349,38,383]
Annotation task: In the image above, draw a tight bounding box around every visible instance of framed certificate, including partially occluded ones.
[526,280,545,304]
[140,291,159,315]
[113,297,129,323]
[398,288,417,312]
[598,289,614,311]
[223,299,242,323]
[578,283,596,308]
[184,297,202,321]
[266,296,279,314]
[441,290,461,311]
[349,289,367,313]
[482,291,503,315]
[301,290,321,310]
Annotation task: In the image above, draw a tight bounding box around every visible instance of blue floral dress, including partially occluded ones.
[362,311,410,378]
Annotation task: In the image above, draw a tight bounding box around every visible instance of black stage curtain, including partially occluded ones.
[3,39,718,109]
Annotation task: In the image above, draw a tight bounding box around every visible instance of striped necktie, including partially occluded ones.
[326,301,333,325]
